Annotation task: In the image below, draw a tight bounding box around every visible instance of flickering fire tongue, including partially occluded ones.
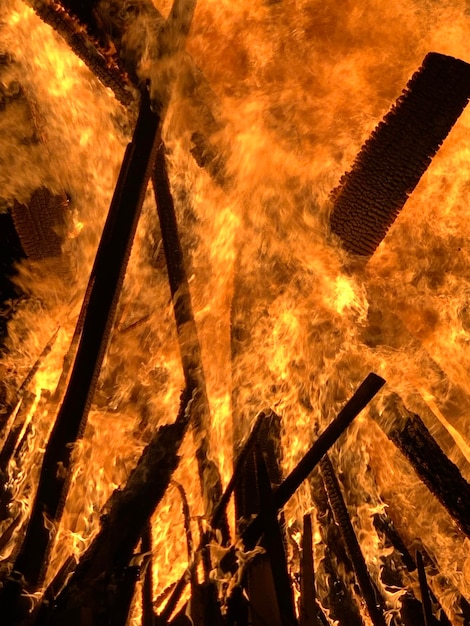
[1,1,470,625]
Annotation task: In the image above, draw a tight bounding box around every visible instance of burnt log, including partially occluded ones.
[189,132,229,187]
[299,514,328,626]
[374,516,454,626]
[152,142,228,541]
[330,52,470,256]
[22,0,135,106]
[159,574,190,624]
[142,523,155,626]
[159,410,270,621]
[375,394,470,539]
[235,410,283,528]
[242,372,385,550]
[41,389,192,626]
[372,512,416,573]
[319,455,387,626]
[11,188,69,263]
[310,471,364,626]
[0,211,24,348]
[11,87,162,592]
[416,551,434,626]
[211,410,266,531]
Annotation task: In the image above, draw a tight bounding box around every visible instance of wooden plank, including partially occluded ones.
[330,53,470,256]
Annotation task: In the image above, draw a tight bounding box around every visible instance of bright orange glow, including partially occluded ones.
[1,0,470,623]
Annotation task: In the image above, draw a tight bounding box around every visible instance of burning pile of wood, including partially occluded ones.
[0,1,470,625]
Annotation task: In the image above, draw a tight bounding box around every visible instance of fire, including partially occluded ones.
[1,0,470,624]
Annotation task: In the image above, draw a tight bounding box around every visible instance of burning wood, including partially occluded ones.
[416,550,434,626]
[299,514,328,626]
[22,0,135,106]
[2,1,470,625]
[37,389,191,626]
[11,86,162,593]
[319,454,387,626]
[309,472,365,626]
[374,394,470,539]
[330,52,470,256]
[255,446,297,626]
[152,142,227,538]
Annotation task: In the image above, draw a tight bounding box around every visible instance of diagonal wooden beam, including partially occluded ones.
[242,373,385,550]
[10,87,161,594]
[330,52,470,256]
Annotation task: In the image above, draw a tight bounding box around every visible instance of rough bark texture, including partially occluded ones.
[310,471,365,626]
[319,455,387,626]
[12,90,161,591]
[152,143,228,541]
[330,52,470,256]
[11,188,69,261]
[42,389,191,626]
[377,394,470,539]
[23,0,135,106]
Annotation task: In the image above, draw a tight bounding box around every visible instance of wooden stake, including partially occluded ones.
[11,88,162,592]
[255,446,297,626]
[300,514,328,626]
[375,394,470,539]
[243,373,385,549]
[43,389,191,626]
[152,143,229,543]
[319,454,387,626]
[330,53,470,256]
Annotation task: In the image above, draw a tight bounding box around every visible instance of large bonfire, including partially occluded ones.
[0,1,470,625]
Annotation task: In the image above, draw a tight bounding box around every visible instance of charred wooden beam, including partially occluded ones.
[188,580,224,626]
[211,410,266,530]
[173,482,194,573]
[41,389,192,626]
[11,188,69,263]
[0,327,58,436]
[372,513,453,626]
[190,132,229,188]
[416,551,434,626]
[10,87,162,592]
[330,52,470,256]
[21,0,135,106]
[32,556,77,625]
[372,512,416,573]
[159,411,269,622]
[142,523,155,626]
[152,142,228,542]
[255,446,297,626]
[0,212,24,349]
[319,454,387,626]
[375,394,470,539]
[300,513,315,626]
[310,472,364,626]
[242,373,385,550]
[300,513,328,626]
[159,573,190,624]
[235,410,283,528]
